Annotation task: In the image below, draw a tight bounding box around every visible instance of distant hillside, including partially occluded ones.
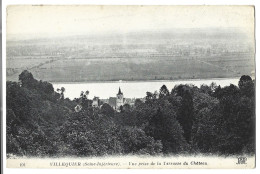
[7,28,255,82]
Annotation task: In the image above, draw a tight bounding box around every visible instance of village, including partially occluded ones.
[74,87,147,112]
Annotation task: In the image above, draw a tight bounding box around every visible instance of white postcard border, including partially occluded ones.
[2,0,259,174]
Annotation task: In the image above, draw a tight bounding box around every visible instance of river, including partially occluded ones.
[53,78,239,100]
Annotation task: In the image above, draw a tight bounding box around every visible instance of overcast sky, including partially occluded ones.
[6,5,254,39]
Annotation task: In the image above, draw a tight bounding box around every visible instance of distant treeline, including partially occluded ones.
[6,70,255,157]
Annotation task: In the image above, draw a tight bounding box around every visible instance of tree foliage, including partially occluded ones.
[7,71,255,157]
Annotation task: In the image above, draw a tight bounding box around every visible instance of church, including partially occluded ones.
[108,87,125,111]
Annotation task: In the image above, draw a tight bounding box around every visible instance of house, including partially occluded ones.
[92,96,99,107]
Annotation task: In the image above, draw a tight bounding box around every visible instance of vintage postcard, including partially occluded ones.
[5,5,255,169]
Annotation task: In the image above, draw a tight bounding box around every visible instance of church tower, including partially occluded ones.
[116,87,124,109]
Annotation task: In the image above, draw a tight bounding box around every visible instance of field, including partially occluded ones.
[6,53,254,82]
[6,30,255,82]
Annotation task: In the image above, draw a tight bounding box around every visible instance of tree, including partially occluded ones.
[145,106,188,153]
[191,90,220,153]
[101,103,114,117]
[172,85,194,143]
[119,105,124,112]
[159,85,169,98]
[19,70,33,85]
[177,90,194,143]
[61,87,65,93]
[60,87,65,99]
[134,99,143,107]
[214,84,240,99]
[200,84,212,95]
[85,90,89,99]
[216,91,255,154]
[153,90,159,99]
[19,70,38,89]
[238,75,254,97]
[6,79,64,156]
[79,90,91,110]
[191,106,221,153]
[60,111,123,156]
[80,90,89,99]
[210,82,218,92]
[57,87,65,99]
[238,75,253,88]
[123,103,131,112]
[118,126,162,155]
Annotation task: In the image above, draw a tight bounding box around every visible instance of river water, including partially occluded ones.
[53,78,239,100]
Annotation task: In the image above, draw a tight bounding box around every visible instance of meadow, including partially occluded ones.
[7,52,254,82]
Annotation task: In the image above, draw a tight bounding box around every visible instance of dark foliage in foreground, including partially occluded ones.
[6,71,255,157]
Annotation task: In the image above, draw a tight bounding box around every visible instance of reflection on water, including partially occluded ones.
[53,78,239,100]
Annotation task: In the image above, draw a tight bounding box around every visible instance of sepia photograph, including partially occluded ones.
[4,5,255,169]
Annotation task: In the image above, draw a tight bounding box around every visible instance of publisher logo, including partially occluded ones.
[236,157,247,165]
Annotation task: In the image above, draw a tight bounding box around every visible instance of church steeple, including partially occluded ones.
[116,87,124,110]
[117,87,123,95]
